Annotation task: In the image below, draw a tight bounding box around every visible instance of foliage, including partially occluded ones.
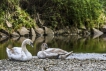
[0,0,106,32]
[0,0,35,32]
[33,0,105,29]
[100,0,106,13]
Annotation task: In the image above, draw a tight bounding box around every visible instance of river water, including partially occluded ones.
[0,34,106,60]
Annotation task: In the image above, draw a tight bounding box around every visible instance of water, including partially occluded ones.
[67,53,106,60]
[0,34,106,60]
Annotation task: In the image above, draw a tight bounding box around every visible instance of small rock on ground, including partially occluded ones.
[0,58,106,71]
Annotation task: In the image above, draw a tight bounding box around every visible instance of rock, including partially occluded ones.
[45,35,54,43]
[0,32,8,38]
[11,32,20,37]
[92,28,103,36]
[35,27,44,36]
[92,28,103,39]
[31,28,36,42]
[35,36,44,45]
[57,29,64,35]
[18,37,28,43]
[31,28,36,36]
[11,37,19,41]
[0,33,10,44]
[17,27,29,36]
[102,25,106,28]
[93,34,102,39]
[44,26,54,36]
[0,29,10,37]
[0,58,106,71]
[6,20,12,28]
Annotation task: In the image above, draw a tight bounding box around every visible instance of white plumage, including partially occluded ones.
[6,39,33,61]
[37,43,73,59]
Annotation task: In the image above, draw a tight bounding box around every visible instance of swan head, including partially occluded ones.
[41,43,48,50]
[22,39,33,47]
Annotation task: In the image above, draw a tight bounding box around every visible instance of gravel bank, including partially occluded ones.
[0,58,106,71]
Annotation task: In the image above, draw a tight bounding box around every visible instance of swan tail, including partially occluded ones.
[6,47,12,59]
[65,51,73,57]
[7,47,14,53]
[59,51,73,59]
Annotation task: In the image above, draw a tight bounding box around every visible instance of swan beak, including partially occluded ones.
[30,42,33,47]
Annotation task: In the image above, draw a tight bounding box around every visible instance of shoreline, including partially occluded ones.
[0,58,106,71]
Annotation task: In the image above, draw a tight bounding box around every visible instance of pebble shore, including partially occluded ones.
[0,58,106,71]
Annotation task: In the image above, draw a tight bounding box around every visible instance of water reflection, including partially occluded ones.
[0,34,106,59]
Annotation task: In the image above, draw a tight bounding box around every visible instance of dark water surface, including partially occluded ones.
[0,35,106,60]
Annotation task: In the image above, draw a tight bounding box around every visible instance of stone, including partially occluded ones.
[0,58,106,71]
[6,20,12,28]
[35,27,44,36]
[92,28,103,39]
[0,32,8,37]
[11,37,19,41]
[35,36,44,45]
[18,37,27,43]
[44,26,54,36]
[31,28,36,36]
[11,32,20,37]
[93,28,103,35]
[31,28,36,42]
[17,27,29,36]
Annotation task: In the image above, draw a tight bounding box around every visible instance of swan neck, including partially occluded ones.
[41,46,45,51]
[21,43,28,52]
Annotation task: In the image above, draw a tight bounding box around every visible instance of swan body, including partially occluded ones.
[6,39,33,61]
[37,43,73,59]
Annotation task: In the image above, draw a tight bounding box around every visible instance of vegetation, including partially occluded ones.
[0,0,106,32]
[33,0,105,30]
[0,0,35,33]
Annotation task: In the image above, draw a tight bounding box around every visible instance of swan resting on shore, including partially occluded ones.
[37,43,73,59]
[6,39,33,61]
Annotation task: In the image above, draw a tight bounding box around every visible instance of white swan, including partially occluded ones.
[37,43,73,59]
[6,39,33,61]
